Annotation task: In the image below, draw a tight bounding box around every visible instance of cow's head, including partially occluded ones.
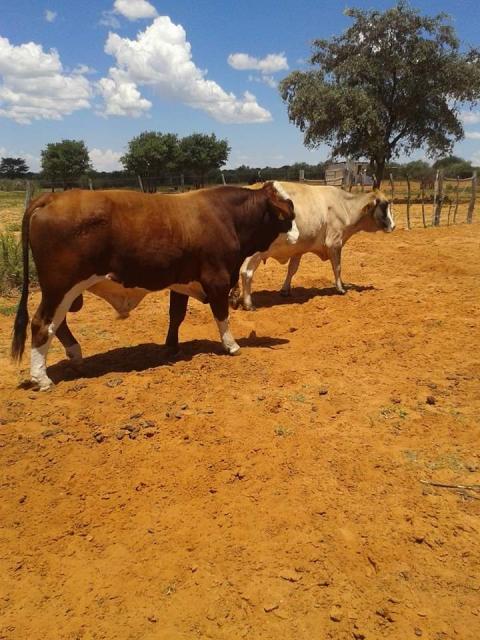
[365,191,396,233]
[262,181,299,244]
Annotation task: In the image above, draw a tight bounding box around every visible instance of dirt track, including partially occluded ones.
[1,223,479,640]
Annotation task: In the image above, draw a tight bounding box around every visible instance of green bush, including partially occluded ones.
[0,232,37,295]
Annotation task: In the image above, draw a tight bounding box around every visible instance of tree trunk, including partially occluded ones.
[373,159,385,189]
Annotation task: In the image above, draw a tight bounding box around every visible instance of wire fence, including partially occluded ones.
[2,168,477,230]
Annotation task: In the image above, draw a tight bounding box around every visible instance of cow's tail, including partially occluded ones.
[11,194,51,362]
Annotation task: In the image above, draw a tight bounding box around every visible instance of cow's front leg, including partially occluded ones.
[165,291,189,354]
[328,246,345,294]
[56,318,83,365]
[280,254,302,297]
[207,289,240,355]
[229,281,242,309]
[240,253,262,311]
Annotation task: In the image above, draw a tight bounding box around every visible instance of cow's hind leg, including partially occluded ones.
[280,255,302,297]
[30,277,104,390]
[56,319,83,365]
[165,291,189,354]
[31,297,68,390]
[240,253,262,311]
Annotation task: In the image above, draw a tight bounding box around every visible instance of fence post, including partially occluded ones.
[88,178,93,191]
[221,172,226,185]
[467,171,477,224]
[24,180,34,211]
[421,184,426,228]
[406,174,411,230]
[299,169,305,182]
[433,170,443,226]
[137,175,144,193]
[432,170,439,225]
[389,173,394,203]
[453,177,460,224]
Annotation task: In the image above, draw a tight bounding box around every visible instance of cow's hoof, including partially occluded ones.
[229,296,240,310]
[280,288,291,297]
[336,288,346,295]
[226,344,241,356]
[33,378,54,392]
[66,344,83,366]
[242,303,257,311]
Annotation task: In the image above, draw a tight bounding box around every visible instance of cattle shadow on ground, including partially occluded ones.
[249,283,376,309]
[44,335,290,385]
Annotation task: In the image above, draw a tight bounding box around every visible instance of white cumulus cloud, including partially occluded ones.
[97,69,152,117]
[465,131,480,139]
[90,148,123,172]
[45,9,57,23]
[460,110,480,125]
[97,16,271,123]
[228,52,289,74]
[113,0,158,20]
[0,36,92,124]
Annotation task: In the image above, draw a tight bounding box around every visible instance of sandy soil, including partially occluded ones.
[0,223,479,640]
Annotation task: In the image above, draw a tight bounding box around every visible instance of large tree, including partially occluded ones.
[180,133,230,187]
[0,157,29,179]
[41,140,91,188]
[121,131,180,187]
[280,1,480,186]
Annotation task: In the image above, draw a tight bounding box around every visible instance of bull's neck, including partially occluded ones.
[344,191,375,225]
[341,192,375,242]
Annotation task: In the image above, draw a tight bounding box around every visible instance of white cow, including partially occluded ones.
[231,182,395,310]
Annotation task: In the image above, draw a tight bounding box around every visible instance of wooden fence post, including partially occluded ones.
[433,170,443,226]
[24,180,34,211]
[467,171,477,224]
[88,178,93,191]
[421,185,426,228]
[299,169,305,182]
[137,175,144,193]
[432,170,439,225]
[406,175,411,230]
[453,177,460,224]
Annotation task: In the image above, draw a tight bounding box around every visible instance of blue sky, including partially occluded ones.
[1,0,479,172]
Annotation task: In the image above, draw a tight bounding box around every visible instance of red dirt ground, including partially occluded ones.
[1,223,479,640]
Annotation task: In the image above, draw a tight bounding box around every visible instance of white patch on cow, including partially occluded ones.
[287,218,299,244]
[240,253,263,310]
[215,318,240,354]
[169,281,207,303]
[272,181,291,201]
[31,274,108,389]
[31,342,53,391]
[386,204,396,232]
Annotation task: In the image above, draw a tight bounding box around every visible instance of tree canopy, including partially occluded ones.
[432,155,474,177]
[279,1,480,186]
[120,131,230,189]
[0,157,29,179]
[180,133,230,186]
[41,140,91,187]
[120,131,181,179]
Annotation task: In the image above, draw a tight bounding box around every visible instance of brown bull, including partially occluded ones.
[11,183,297,390]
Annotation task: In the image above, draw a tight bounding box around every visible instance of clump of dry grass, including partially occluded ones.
[0,232,37,295]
